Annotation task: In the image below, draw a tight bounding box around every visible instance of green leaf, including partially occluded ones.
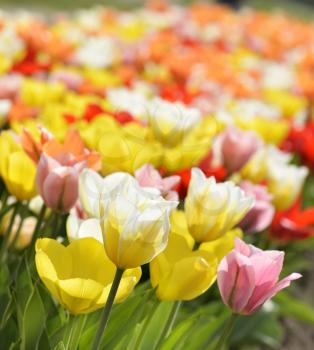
[136,301,174,350]
[21,285,46,350]
[231,311,283,349]
[62,314,87,350]
[274,291,314,324]
[160,313,200,350]
[53,342,66,350]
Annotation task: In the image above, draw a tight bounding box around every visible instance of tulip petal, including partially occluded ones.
[245,273,302,314]
[35,238,72,279]
[156,256,216,301]
[58,278,104,314]
[218,251,255,313]
[67,216,103,243]
[67,238,116,285]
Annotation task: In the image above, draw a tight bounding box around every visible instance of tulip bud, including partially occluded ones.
[0,131,37,201]
[239,181,275,233]
[217,238,301,315]
[100,178,178,269]
[219,127,262,173]
[185,168,254,242]
[36,154,83,213]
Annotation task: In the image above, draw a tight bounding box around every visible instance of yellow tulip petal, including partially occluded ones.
[35,250,62,302]
[58,278,104,314]
[67,237,116,285]
[36,238,72,279]
[156,256,216,301]
[200,228,243,262]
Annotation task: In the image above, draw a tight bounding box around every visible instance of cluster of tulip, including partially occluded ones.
[0,2,314,349]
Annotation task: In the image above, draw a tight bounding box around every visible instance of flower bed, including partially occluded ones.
[0,2,314,349]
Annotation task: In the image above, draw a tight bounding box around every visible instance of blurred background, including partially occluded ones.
[0,0,313,19]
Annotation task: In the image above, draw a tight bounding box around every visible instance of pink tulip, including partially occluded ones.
[218,238,301,315]
[36,154,84,213]
[220,127,262,173]
[239,181,275,233]
[135,164,180,201]
[49,70,83,90]
[0,74,21,99]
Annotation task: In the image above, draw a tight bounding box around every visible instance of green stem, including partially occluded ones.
[214,313,238,350]
[0,201,20,262]
[0,189,9,209]
[91,268,124,350]
[154,300,182,349]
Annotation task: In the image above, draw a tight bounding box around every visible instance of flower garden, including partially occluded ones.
[0,1,314,349]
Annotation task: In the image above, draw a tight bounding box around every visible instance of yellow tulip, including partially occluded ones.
[98,124,162,175]
[83,68,121,88]
[263,89,307,117]
[150,231,217,301]
[35,238,141,314]
[21,79,65,107]
[200,228,243,262]
[0,132,37,200]
[185,168,253,242]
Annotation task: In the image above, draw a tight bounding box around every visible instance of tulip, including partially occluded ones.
[135,163,180,201]
[147,97,201,147]
[217,238,302,315]
[267,163,308,210]
[238,181,275,233]
[283,121,314,171]
[150,232,217,301]
[36,154,83,213]
[240,145,292,184]
[185,168,254,242]
[270,198,314,241]
[0,131,37,201]
[35,237,141,314]
[169,209,242,262]
[219,127,262,173]
[96,124,163,175]
[22,128,101,170]
[79,169,136,218]
[100,178,178,269]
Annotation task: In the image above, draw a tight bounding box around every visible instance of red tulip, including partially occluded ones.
[271,198,314,241]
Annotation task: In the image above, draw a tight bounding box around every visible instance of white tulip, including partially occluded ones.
[185,168,254,242]
[267,164,308,210]
[100,178,178,268]
[79,169,136,218]
[147,97,201,147]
